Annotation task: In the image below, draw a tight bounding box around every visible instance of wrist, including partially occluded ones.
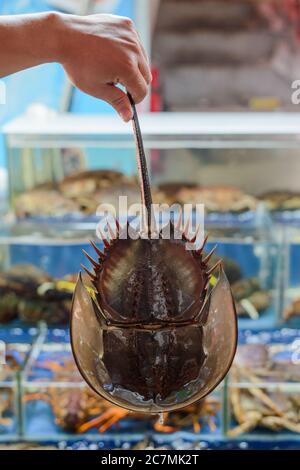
[50,13,95,67]
[38,11,64,63]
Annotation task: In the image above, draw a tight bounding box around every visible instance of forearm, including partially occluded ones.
[0,12,61,77]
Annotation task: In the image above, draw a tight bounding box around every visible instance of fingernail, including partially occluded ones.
[120,109,133,122]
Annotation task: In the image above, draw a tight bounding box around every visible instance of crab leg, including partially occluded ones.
[240,367,285,416]
[206,416,217,433]
[192,415,201,433]
[261,416,300,434]
[227,412,261,437]
[154,414,178,433]
[98,409,130,433]
[78,407,129,433]
[23,393,51,403]
[230,367,247,423]
[35,361,63,372]
[0,418,13,426]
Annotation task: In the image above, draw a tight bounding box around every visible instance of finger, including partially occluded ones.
[134,29,150,65]
[140,41,149,66]
[121,67,148,104]
[138,54,152,85]
[130,34,151,85]
[134,33,152,84]
[100,84,133,122]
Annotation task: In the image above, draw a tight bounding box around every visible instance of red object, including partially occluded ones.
[284,0,300,41]
[149,65,162,173]
[150,65,162,112]
[284,0,299,21]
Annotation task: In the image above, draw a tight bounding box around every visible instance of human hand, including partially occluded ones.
[57,13,151,121]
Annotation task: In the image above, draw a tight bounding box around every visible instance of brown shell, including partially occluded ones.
[95,236,209,324]
[71,231,237,413]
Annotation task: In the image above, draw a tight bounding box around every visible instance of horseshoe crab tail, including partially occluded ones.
[128,92,153,233]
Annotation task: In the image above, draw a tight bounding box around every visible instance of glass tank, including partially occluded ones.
[0,224,95,327]
[0,327,38,441]
[281,227,300,327]
[2,110,300,444]
[4,111,300,219]
[205,222,280,330]
[225,330,300,441]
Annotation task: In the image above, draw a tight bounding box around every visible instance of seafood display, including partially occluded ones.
[0,265,73,325]
[283,236,300,323]
[214,256,242,285]
[0,341,31,434]
[231,278,271,320]
[156,185,258,214]
[259,191,300,212]
[0,257,271,327]
[14,170,141,218]
[23,345,221,436]
[5,328,300,443]
[14,174,260,218]
[228,342,300,437]
[208,252,271,320]
[284,297,300,322]
[3,2,300,451]
[71,96,237,413]
[24,354,116,434]
[0,258,263,326]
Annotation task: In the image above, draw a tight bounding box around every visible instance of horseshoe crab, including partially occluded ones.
[70,95,237,413]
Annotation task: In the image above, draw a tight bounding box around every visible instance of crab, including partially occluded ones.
[0,264,72,325]
[71,95,237,413]
[231,277,271,320]
[228,344,300,437]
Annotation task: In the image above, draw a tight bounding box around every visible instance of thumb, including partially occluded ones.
[102,84,133,122]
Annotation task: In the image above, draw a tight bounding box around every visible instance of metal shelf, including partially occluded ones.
[4,112,300,149]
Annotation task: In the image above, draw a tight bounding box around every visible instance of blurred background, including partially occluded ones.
[2,0,300,451]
